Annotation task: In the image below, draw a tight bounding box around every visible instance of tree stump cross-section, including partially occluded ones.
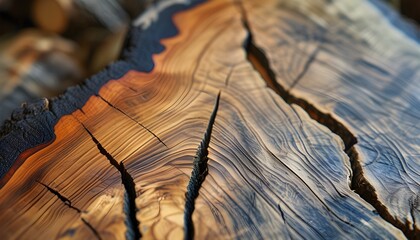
[0,0,418,239]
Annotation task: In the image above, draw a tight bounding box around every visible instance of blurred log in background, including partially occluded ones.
[0,0,154,124]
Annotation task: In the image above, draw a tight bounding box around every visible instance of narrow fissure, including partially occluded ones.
[81,218,103,240]
[237,2,413,238]
[79,122,141,240]
[38,182,101,239]
[277,203,291,240]
[38,181,82,213]
[98,95,168,148]
[245,38,357,150]
[348,148,416,238]
[184,92,221,240]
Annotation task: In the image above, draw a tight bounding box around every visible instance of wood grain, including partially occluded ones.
[0,114,127,239]
[242,0,420,236]
[0,0,415,239]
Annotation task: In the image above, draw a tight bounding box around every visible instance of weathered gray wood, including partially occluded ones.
[189,5,402,237]
[243,0,419,236]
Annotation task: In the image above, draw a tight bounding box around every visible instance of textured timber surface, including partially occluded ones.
[242,0,420,237]
[0,0,417,239]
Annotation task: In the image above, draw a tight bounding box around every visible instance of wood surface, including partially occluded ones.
[242,0,420,237]
[0,0,418,239]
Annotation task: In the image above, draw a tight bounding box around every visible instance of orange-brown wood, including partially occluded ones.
[0,0,417,239]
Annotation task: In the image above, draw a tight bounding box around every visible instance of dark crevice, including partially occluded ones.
[246,40,357,150]
[98,95,168,148]
[120,161,140,240]
[348,148,416,238]
[184,91,221,240]
[38,181,82,213]
[38,181,102,239]
[237,2,414,238]
[77,120,141,240]
[245,32,416,240]
[81,218,102,240]
[277,203,291,240]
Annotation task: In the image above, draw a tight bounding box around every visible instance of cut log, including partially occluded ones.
[0,29,84,124]
[241,0,420,237]
[32,0,131,34]
[0,0,417,239]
